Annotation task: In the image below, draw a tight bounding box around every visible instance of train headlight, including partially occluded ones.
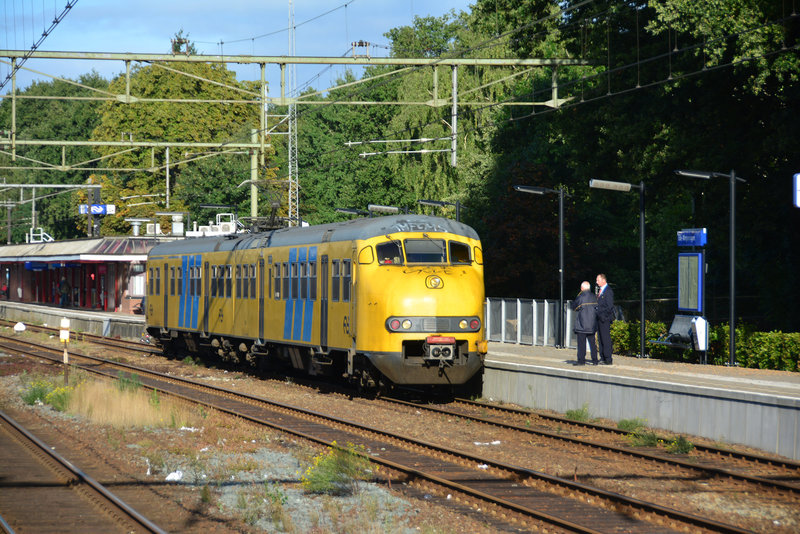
[459,320,468,329]
[426,275,443,289]
[402,319,412,330]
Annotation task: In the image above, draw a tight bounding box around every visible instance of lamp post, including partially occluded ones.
[675,169,745,366]
[589,179,647,359]
[513,185,566,349]
[417,199,464,222]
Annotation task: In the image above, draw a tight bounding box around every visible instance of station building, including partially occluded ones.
[0,236,165,314]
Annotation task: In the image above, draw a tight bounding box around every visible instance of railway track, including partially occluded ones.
[0,408,165,533]
[379,396,800,499]
[0,334,752,534]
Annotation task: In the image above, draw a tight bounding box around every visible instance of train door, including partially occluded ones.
[319,255,328,348]
[258,259,265,341]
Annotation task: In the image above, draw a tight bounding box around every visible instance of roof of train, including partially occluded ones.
[148,215,480,257]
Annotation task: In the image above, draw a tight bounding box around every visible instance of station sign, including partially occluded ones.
[677,228,707,247]
[794,173,800,208]
[79,204,116,215]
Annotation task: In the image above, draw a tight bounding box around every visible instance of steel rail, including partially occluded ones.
[381,396,800,497]
[1,335,752,534]
[0,409,166,534]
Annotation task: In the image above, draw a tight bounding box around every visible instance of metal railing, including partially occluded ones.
[485,298,576,349]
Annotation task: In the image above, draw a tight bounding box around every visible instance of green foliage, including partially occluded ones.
[21,378,54,405]
[565,403,590,422]
[20,377,73,411]
[116,372,142,392]
[301,441,374,495]
[666,435,694,454]
[617,418,647,433]
[629,430,659,448]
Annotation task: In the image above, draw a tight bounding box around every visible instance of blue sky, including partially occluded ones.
[2,0,474,93]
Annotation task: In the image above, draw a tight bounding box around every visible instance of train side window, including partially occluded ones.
[310,262,317,300]
[300,262,308,299]
[273,266,280,299]
[155,268,161,296]
[187,268,193,297]
[226,266,232,297]
[342,260,351,302]
[291,262,298,299]
[331,260,340,302]
[282,263,289,299]
[177,267,183,296]
[473,246,484,265]
[236,265,242,298]
[358,246,375,264]
[449,241,471,264]
[376,241,403,265]
[198,267,203,296]
[218,265,226,297]
[250,265,256,298]
[148,268,153,295]
[170,267,175,295]
[243,265,250,299]
[210,266,217,296]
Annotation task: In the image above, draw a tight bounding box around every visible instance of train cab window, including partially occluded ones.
[331,260,340,302]
[177,268,183,296]
[309,262,317,300]
[376,241,403,265]
[148,268,154,295]
[155,268,161,296]
[342,260,352,302]
[236,265,242,298]
[226,266,232,297]
[300,262,308,299]
[405,239,446,263]
[282,263,290,299]
[250,265,256,298]
[449,241,471,264]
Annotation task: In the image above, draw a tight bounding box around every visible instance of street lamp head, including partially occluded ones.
[589,179,633,192]
[674,169,713,180]
[513,185,546,195]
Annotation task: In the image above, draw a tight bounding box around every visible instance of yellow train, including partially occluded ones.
[145,214,488,388]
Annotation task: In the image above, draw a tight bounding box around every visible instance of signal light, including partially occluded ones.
[389,319,401,330]
[470,319,480,330]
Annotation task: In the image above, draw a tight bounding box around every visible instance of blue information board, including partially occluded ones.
[677,228,707,247]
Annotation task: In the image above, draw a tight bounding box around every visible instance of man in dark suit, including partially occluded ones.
[572,281,598,365]
[595,273,615,365]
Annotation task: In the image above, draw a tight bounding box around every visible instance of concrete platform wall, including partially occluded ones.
[483,360,800,460]
[0,304,144,340]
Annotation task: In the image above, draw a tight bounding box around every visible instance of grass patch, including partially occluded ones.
[629,430,659,447]
[666,435,695,454]
[617,417,648,433]
[67,379,202,429]
[19,373,78,412]
[301,441,374,495]
[565,403,591,422]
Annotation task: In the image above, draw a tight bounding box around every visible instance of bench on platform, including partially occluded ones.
[649,314,695,350]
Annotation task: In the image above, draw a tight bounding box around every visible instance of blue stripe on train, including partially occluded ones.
[302,246,317,342]
[179,255,189,328]
[191,254,200,330]
[293,248,306,341]
[283,248,296,340]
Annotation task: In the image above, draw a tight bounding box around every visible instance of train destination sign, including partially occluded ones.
[794,173,800,208]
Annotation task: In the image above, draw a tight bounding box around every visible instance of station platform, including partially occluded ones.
[0,300,144,339]
[483,342,800,460]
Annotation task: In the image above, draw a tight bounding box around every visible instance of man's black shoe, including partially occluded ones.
[598,361,612,365]
[573,362,586,366]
